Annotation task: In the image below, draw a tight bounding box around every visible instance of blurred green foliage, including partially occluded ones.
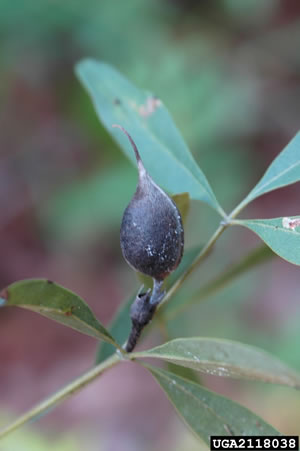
[0,415,78,451]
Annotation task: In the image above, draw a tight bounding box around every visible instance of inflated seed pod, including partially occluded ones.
[113,124,184,295]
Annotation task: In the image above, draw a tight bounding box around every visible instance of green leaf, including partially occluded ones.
[233,217,300,265]
[166,362,200,384]
[143,364,280,443]
[239,131,300,209]
[1,279,118,346]
[75,59,224,215]
[134,337,300,389]
[95,245,203,363]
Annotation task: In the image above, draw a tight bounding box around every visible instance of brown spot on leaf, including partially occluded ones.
[139,96,162,118]
[64,307,74,316]
[255,420,263,429]
[47,279,54,284]
[282,217,300,230]
[224,424,235,436]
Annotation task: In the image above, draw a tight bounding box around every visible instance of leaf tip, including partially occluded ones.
[74,57,96,78]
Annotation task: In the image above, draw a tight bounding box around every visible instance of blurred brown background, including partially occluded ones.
[0,1,300,450]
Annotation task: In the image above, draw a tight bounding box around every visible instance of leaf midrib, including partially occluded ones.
[151,367,244,436]
[145,355,299,387]
[239,220,300,235]
[14,304,112,341]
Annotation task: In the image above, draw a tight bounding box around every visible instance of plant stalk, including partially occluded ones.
[164,244,274,321]
[0,353,121,440]
[0,201,248,439]
[157,223,228,311]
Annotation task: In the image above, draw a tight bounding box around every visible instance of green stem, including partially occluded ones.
[0,353,121,440]
[164,244,274,321]
[157,223,228,311]
[226,198,250,222]
[156,200,250,314]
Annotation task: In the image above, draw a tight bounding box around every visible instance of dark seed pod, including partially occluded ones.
[113,124,184,352]
[113,125,184,285]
